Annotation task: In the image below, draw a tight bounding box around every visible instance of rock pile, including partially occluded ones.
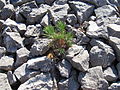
[0,0,120,90]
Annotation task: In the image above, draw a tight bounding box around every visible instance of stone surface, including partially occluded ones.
[56,59,72,78]
[108,81,120,90]
[104,66,118,82]
[0,0,6,10]
[0,73,12,90]
[66,14,77,26]
[3,32,24,53]
[1,4,15,20]
[15,47,30,68]
[69,1,94,24]
[14,63,40,83]
[0,56,14,71]
[45,0,54,5]
[116,62,120,79]
[78,66,109,90]
[18,73,54,90]
[17,23,26,35]
[27,56,53,72]
[30,38,52,57]
[35,0,45,5]
[90,45,115,68]
[0,46,6,59]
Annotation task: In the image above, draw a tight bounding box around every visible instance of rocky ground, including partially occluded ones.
[0,0,120,90]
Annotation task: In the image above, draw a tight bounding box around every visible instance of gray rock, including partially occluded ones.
[0,56,14,71]
[95,5,116,19]
[108,81,120,90]
[7,71,17,85]
[69,1,94,24]
[66,14,77,26]
[90,46,115,68]
[0,46,6,59]
[56,59,72,78]
[54,0,67,5]
[49,3,70,24]
[1,4,15,20]
[30,38,52,57]
[0,0,6,10]
[90,16,96,21]
[3,32,24,53]
[15,47,30,68]
[21,1,38,8]
[45,0,54,5]
[17,23,27,35]
[35,0,45,5]
[78,66,109,90]
[0,73,12,90]
[58,76,80,90]
[107,24,120,38]
[27,56,52,72]
[14,63,40,83]
[25,25,40,37]
[86,21,108,39]
[109,36,120,61]
[18,73,54,90]
[116,63,120,79]
[104,66,118,82]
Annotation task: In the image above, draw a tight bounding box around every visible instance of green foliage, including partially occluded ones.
[44,21,73,55]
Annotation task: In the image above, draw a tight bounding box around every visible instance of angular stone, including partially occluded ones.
[108,81,120,90]
[58,76,80,90]
[14,63,40,83]
[54,0,67,5]
[69,1,94,24]
[56,59,72,78]
[0,73,12,90]
[0,46,6,59]
[90,46,115,68]
[78,66,109,90]
[30,38,52,57]
[86,21,108,39]
[1,4,15,20]
[0,56,14,71]
[0,0,6,10]
[7,71,17,85]
[66,14,77,26]
[27,56,53,72]
[18,73,54,90]
[17,23,27,35]
[25,25,40,37]
[15,47,30,68]
[109,36,120,61]
[104,66,118,82]
[107,24,120,38]
[3,32,24,53]
[45,0,54,5]
[95,5,116,18]
[35,0,45,5]
[21,1,38,8]
[49,3,69,24]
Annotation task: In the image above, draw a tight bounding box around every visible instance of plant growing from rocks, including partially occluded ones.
[44,21,73,58]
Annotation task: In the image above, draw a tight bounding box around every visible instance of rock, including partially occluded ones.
[7,71,17,85]
[69,1,94,24]
[40,12,50,26]
[35,0,45,5]
[95,5,116,19]
[90,46,115,68]
[3,32,24,53]
[21,1,38,8]
[109,36,120,61]
[25,25,40,37]
[0,73,12,90]
[107,24,120,38]
[104,66,118,82]
[17,23,27,35]
[90,16,96,21]
[45,0,54,5]
[86,21,108,39]
[66,14,77,26]
[27,56,53,72]
[18,73,54,90]
[78,66,109,90]
[54,0,67,5]
[108,81,120,90]
[58,76,80,90]
[49,3,70,24]
[0,46,6,59]
[15,47,30,68]
[0,56,14,71]
[1,4,15,20]
[14,63,40,83]
[30,38,52,57]
[56,59,72,78]
[0,0,6,10]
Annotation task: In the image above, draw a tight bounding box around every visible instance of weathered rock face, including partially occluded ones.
[78,66,109,90]
[18,73,54,90]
